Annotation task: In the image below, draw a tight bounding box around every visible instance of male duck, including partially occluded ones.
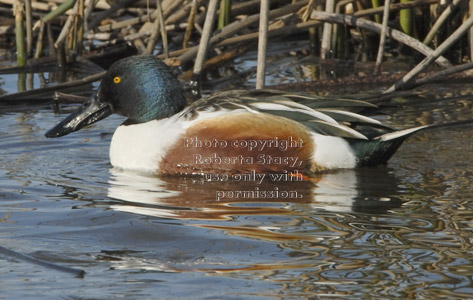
[46,55,426,175]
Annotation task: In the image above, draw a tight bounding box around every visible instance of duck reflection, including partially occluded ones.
[107,167,402,221]
[103,168,405,274]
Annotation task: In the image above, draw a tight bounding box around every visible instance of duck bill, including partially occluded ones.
[45,93,112,138]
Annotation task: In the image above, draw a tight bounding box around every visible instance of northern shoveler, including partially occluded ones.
[46,55,426,175]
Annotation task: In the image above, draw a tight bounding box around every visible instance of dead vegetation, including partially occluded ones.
[1,0,473,101]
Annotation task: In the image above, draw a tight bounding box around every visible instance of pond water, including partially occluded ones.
[1,60,473,299]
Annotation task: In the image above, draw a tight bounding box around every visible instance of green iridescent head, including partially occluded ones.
[46,56,186,138]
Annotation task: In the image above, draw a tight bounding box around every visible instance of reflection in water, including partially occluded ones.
[108,167,402,221]
[104,167,405,276]
[103,165,473,300]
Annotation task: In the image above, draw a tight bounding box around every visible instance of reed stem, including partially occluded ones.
[193,0,219,76]
[399,0,412,35]
[14,0,26,66]
[74,0,84,54]
[42,0,76,23]
[470,0,473,61]
[423,0,462,45]
[218,0,231,29]
[321,0,335,59]
[24,0,32,56]
[182,0,199,49]
[256,0,269,89]
[374,0,390,74]
[34,20,45,58]
[370,0,381,23]
[311,10,452,68]
[385,15,473,93]
[157,0,168,57]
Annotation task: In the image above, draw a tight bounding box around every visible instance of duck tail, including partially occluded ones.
[350,125,429,166]
[375,125,429,142]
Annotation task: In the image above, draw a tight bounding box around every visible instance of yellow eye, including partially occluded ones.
[113,76,121,84]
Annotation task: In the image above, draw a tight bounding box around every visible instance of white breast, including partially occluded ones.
[109,109,246,173]
[310,133,357,169]
[109,117,186,173]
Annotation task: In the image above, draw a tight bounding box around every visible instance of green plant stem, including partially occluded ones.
[399,0,412,35]
[218,0,231,29]
[371,0,381,23]
[42,0,76,23]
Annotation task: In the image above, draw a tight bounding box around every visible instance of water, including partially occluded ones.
[1,67,473,299]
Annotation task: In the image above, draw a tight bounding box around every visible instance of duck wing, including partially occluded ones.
[179,89,429,167]
[181,89,393,139]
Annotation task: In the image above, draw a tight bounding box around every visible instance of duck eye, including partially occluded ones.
[113,76,121,84]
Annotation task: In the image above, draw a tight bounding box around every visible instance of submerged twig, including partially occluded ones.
[0,245,85,278]
[409,62,473,88]
[54,91,89,102]
[0,71,104,102]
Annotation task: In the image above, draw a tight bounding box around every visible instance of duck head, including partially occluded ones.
[46,56,186,138]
